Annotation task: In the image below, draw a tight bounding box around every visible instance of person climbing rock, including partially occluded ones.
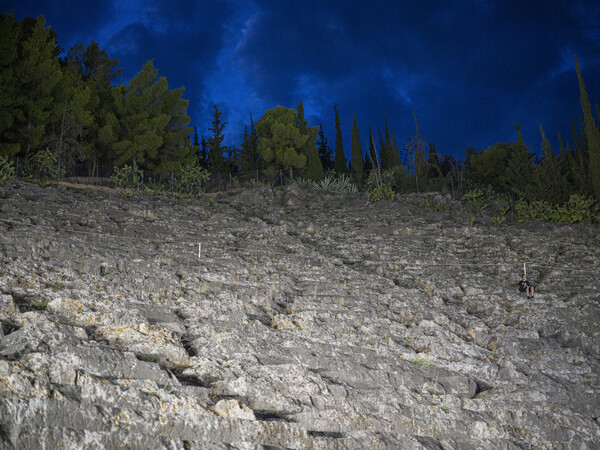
[518,274,534,298]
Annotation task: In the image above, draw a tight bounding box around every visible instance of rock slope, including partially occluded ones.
[0,180,599,449]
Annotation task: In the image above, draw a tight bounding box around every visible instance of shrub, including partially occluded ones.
[23,148,64,186]
[174,163,211,197]
[462,189,487,216]
[515,194,598,224]
[111,165,143,189]
[366,185,395,202]
[0,156,15,186]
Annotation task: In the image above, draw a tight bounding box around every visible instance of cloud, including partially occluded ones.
[2,0,599,158]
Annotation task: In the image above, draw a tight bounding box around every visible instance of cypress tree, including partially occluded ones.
[316,124,333,171]
[333,104,346,173]
[538,124,567,203]
[207,104,226,173]
[380,117,395,170]
[574,54,600,198]
[305,144,324,181]
[238,115,259,172]
[351,111,363,182]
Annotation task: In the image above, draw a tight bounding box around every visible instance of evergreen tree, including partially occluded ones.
[153,84,193,175]
[256,106,307,178]
[538,124,567,203]
[350,111,363,182]
[391,133,402,168]
[65,41,122,175]
[502,123,534,199]
[48,62,93,174]
[207,104,226,173]
[305,143,324,181]
[427,143,442,178]
[317,124,333,171]
[333,104,346,173]
[0,13,21,157]
[238,115,259,172]
[295,100,321,178]
[380,117,395,170]
[575,54,600,198]
[199,136,209,169]
[1,14,62,158]
[111,60,170,168]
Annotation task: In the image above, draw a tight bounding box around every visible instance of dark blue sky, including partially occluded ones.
[2,0,600,162]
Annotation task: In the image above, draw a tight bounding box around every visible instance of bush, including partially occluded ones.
[174,163,211,197]
[111,165,142,189]
[366,185,395,202]
[23,148,64,185]
[515,194,598,224]
[0,156,15,186]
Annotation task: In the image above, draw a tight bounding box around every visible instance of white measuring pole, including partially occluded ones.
[523,262,526,276]
[198,243,202,258]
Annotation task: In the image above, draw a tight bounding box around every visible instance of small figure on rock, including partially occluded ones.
[518,274,534,298]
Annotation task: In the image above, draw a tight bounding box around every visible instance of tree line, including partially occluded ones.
[1,13,599,207]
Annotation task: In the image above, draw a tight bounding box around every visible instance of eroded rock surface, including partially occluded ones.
[0,180,599,449]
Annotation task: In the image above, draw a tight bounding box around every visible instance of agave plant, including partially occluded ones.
[295,174,360,197]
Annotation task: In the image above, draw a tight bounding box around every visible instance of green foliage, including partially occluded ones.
[296,173,360,197]
[515,194,598,224]
[23,147,64,185]
[365,168,396,201]
[304,146,324,181]
[351,111,363,182]
[111,61,170,169]
[111,165,142,189]
[490,215,505,228]
[366,185,395,202]
[575,55,600,199]
[425,199,448,212]
[462,189,487,216]
[174,162,210,197]
[0,155,15,186]
[334,105,346,173]
[257,106,307,178]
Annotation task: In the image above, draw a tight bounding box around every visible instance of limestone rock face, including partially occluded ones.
[0,180,599,449]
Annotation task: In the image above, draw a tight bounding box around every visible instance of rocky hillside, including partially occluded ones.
[0,180,599,449]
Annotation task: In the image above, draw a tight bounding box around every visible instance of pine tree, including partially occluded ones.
[574,54,600,198]
[351,111,363,182]
[256,106,307,178]
[65,41,122,175]
[500,123,534,199]
[207,104,226,174]
[112,60,170,169]
[316,124,333,171]
[2,15,63,158]
[48,62,93,174]
[154,84,193,175]
[0,13,21,157]
[333,104,346,173]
